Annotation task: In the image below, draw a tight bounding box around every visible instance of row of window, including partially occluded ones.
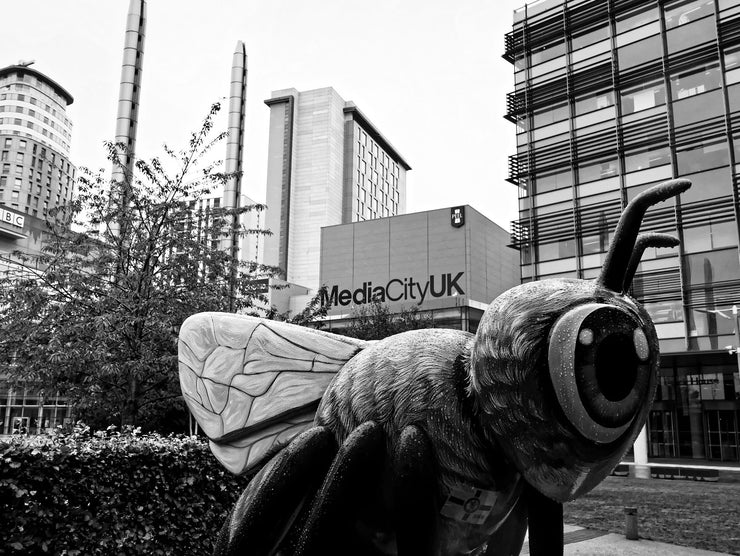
[1,151,72,178]
[0,116,70,152]
[528,218,738,267]
[3,136,73,173]
[0,99,72,140]
[0,74,72,125]
[514,0,721,70]
[522,53,735,134]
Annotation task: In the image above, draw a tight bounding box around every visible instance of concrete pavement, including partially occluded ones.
[519,525,734,555]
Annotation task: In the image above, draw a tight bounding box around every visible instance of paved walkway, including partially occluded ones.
[520,525,734,555]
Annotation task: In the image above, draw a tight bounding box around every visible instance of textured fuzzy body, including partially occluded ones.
[315,328,523,554]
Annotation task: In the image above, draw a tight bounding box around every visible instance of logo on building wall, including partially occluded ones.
[320,272,465,308]
[0,207,24,229]
[451,206,465,228]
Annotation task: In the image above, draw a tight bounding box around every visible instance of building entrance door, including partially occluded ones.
[705,409,739,462]
[649,410,677,458]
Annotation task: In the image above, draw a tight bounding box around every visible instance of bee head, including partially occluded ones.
[468,179,690,501]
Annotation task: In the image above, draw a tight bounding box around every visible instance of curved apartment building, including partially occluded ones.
[0,64,76,268]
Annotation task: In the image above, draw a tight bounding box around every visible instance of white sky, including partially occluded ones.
[1,0,524,231]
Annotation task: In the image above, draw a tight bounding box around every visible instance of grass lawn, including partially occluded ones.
[563,476,740,555]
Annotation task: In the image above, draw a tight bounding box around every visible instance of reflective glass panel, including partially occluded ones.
[666,16,717,51]
[672,89,724,128]
[670,65,721,100]
[578,158,618,183]
[571,25,609,50]
[679,167,733,203]
[616,5,659,33]
[677,140,729,174]
[536,168,572,194]
[621,81,666,114]
[533,103,569,127]
[664,0,715,29]
[683,221,739,253]
[685,248,740,285]
[624,146,671,172]
[729,83,740,113]
[537,238,576,262]
[618,35,662,71]
[574,90,614,115]
[645,300,684,323]
[531,41,566,65]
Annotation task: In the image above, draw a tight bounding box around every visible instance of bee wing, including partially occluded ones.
[178,312,367,474]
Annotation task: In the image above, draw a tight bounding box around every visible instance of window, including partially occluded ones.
[673,89,724,127]
[578,159,618,182]
[11,190,19,201]
[0,151,6,161]
[15,152,23,163]
[571,25,609,50]
[683,221,738,253]
[533,103,569,127]
[536,168,572,194]
[670,65,721,99]
[618,35,662,70]
[575,90,614,115]
[685,248,740,286]
[624,147,671,172]
[677,140,729,174]
[681,167,732,202]
[581,230,611,255]
[616,5,659,33]
[4,138,11,148]
[2,163,9,173]
[621,80,666,114]
[664,0,714,29]
[537,239,576,262]
[644,301,683,324]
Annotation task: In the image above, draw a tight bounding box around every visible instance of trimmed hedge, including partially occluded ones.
[0,426,250,555]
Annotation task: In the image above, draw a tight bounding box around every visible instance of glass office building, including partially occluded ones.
[506,0,740,462]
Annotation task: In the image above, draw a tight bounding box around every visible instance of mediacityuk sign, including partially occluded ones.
[320,272,465,308]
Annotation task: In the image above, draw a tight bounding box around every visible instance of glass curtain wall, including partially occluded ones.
[506,0,740,461]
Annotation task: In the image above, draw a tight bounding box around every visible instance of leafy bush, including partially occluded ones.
[0,425,249,555]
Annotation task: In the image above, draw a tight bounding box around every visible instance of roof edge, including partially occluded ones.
[343,103,411,171]
[0,65,74,105]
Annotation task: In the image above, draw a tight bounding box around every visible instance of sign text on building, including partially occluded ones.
[0,207,24,229]
[320,272,465,307]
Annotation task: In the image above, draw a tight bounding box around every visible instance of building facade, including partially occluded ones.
[0,63,76,434]
[319,206,520,333]
[0,64,76,272]
[263,87,410,291]
[506,0,740,462]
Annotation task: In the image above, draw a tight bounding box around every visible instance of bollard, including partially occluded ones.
[624,507,638,540]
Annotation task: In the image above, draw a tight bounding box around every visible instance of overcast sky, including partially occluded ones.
[1,0,525,230]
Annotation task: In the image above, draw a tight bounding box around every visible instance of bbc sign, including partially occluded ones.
[0,207,25,229]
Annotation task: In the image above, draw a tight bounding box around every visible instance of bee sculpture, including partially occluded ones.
[178,179,690,555]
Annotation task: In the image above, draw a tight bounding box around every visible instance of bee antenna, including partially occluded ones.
[622,233,680,292]
[598,179,691,292]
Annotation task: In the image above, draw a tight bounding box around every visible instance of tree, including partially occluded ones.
[0,103,280,429]
[336,298,435,341]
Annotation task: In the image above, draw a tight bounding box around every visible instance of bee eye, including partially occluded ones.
[548,303,654,444]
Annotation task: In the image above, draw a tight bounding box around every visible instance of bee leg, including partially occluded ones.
[294,421,386,555]
[524,482,563,556]
[213,426,337,556]
[392,424,439,555]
